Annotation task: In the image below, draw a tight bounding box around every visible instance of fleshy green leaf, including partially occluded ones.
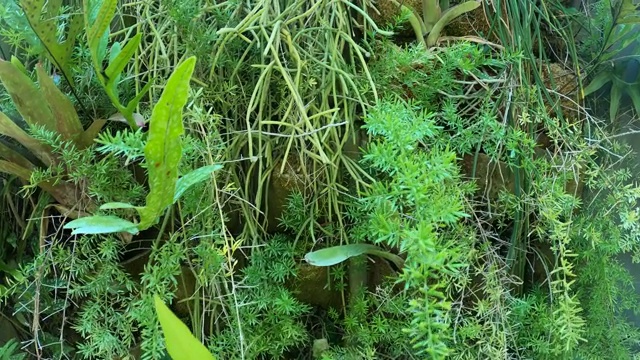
[10,56,28,76]
[610,81,623,121]
[0,59,56,132]
[63,215,139,235]
[153,295,216,360]
[0,159,33,181]
[304,244,404,269]
[173,164,223,203]
[628,87,640,116]
[0,112,54,166]
[100,202,138,210]
[427,1,481,46]
[581,71,613,98]
[0,141,34,170]
[137,57,197,230]
[35,64,84,142]
[76,119,107,150]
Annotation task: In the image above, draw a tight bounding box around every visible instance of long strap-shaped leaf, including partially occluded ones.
[136,57,197,230]
[20,0,83,85]
[0,60,56,132]
[35,64,84,142]
[0,112,54,166]
[0,141,35,170]
[84,0,117,73]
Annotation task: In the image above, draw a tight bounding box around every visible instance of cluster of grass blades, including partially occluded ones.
[195,0,388,246]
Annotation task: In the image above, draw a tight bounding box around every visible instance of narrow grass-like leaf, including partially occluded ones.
[137,57,197,229]
[63,215,139,235]
[153,295,215,360]
[173,164,223,203]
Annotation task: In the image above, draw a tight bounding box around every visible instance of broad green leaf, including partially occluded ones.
[0,112,54,166]
[137,57,196,230]
[63,215,139,235]
[173,164,223,203]
[304,244,405,269]
[153,295,215,360]
[100,202,138,210]
[0,59,56,132]
[35,64,84,142]
[20,0,83,85]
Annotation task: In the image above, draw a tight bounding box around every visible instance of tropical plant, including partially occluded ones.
[154,294,216,360]
[394,0,481,46]
[0,58,106,217]
[579,0,640,121]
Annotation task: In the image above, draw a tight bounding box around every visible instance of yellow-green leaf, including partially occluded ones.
[617,0,640,24]
[137,57,197,229]
[153,295,215,360]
